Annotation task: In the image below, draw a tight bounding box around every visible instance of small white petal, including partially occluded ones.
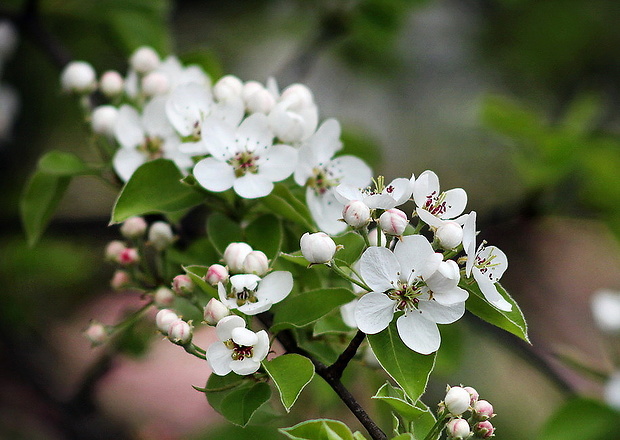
[384,178,414,206]
[306,189,348,235]
[441,188,468,219]
[396,312,441,354]
[252,330,270,361]
[394,235,435,280]
[114,105,144,148]
[258,144,297,182]
[432,287,469,305]
[473,268,512,311]
[231,327,259,346]
[418,300,465,324]
[207,342,233,376]
[113,148,145,182]
[477,245,508,282]
[256,271,293,305]
[231,357,261,375]
[416,207,444,228]
[216,315,246,341]
[329,155,373,187]
[233,173,274,199]
[334,184,364,204]
[194,157,235,192]
[413,170,440,208]
[166,83,213,136]
[360,247,400,292]
[354,292,395,334]
[142,96,174,138]
[462,211,477,277]
[237,299,273,315]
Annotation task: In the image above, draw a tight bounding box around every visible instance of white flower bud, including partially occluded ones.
[91,105,118,137]
[168,320,192,344]
[172,274,194,295]
[155,309,179,334]
[280,83,314,110]
[591,289,620,333]
[154,286,175,306]
[300,232,336,264]
[605,371,620,411]
[105,240,126,261]
[61,61,97,93]
[117,248,140,266]
[473,400,494,421]
[243,250,269,276]
[445,386,471,416]
[141,71,169,96]
[110,270,131,289]
[223,242,253,273]
[213,75,243,101]
[463,386,479,405]
[436,221,463,250]
[119,216,148,239]
[246,88,276,114]
[342,200,371,229]
[473,421,495,438]
[84,321,109,346]
[99,70,124,97]
[446,418,471,439]
[130,46,160,74]
[148,221,174,250]
[204,298,230,325]
[241,81,264,103]
[205,264,229,285]
[378,208,408,236]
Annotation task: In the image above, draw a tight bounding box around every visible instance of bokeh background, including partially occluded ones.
[1,0,620,439]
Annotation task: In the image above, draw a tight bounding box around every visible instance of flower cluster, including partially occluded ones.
[440,385,497,439]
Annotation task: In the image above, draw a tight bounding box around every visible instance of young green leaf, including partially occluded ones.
[263,354,315,412]
[206,212,244,255]
[280,419,356,440]
[38,150,98,176]
[245,214,283,260]
[367,322,436,403]
[333,232,366,266]
[262,192,316,231]
[538,397,620,440]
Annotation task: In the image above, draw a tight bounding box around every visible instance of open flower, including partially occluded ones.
[354,235,468,354]
[207,315,269,376]
[413,170,467,220]
[193,113,298,198]
[463,212,512,311]
[335,175,414,210]
[218,271,293,315]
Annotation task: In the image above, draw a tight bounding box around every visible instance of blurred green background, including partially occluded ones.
[1,0,620,438]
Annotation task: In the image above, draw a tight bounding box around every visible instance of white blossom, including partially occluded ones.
[591,289,620,333]
[413,170,467,220]
[218,271,293,315]
[336,175,414,211]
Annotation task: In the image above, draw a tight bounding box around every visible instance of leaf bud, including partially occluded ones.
[342,200,371,229]
[446,418,471,440]
[154,286,175,306]
[205,264,229,286]
[473,420,495,438]
[436,221,464,250]
[378,208,408,236]
[91,105,118,137]
[204,298,231,325]
[61,61,96,93]
[223,242,253,273]
[148,221,174,251]
[243,250,270,276]
[99,70,124,97]
[168,320,192,345]
[155,309,180,334]
[445,386,471,416]
[130,46,160,74]
[120,216,148,239]
[300,232,336,264]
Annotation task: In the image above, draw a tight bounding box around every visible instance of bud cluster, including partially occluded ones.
[440,385,497,439]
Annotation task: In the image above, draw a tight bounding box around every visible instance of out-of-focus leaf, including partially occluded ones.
[482,94,543,141]
[263,354,315,412]
[262,191,315,231]
[245,214,283,261]
[538,398,620,440]
[206,212,244,255]
[38,151,98,176]
[280,419,355,440]
[333,232,366,266]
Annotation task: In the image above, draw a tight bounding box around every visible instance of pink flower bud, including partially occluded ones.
[446,418,471,439]
[154,286,175,306]
[378,208,408,236]
[130,46,160,74]
[474,420,495,438]
[99,70,124,97]
[463,386,479,405]
[110,270,131,289]
[205,264,229,286]
[105,240,126,261]
[84,321,109,346]
[300,232,336,264]
[168,320,192,345]
[141,71,169,96]
[214,75,243,101]
[436,221,463,250]
[117,248,140,266]
[61,61,96,93]
[155,309,179,334]
[120,216,148,239]
[342,201,371,228]
[473,400,494,421]
[148,221,174,251]
[243,250,269,275]
[91,105,118,137]
[204,298,231,325]
[445,386,471,416]
[172,274,194,296]
[223,242,253,273]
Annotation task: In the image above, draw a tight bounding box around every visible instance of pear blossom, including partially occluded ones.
[300,232,337,264]
[413,170,467,220]
[463,212,512,311]
[268,82,318,143]
[294,119,372,234]
[335,175,414,211]
[354,235,468,354]
[218,271,293,315]
[193,113,298,199]
[416,207,467,249]
[207,315,269,376]
[112,97,192,181]
[129,46,160,74]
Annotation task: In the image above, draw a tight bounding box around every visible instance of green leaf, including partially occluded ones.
[390,435,414,440]
[20,171,71,246]
[352,433,368,440]
[245,214,283,260]
[333,232,366,265]
[367,322,436,403]
[280,419,355,440]
[279,251,309,267]
[183,265,217,298]
[314,311,352,336]
[460,279,529,343]
[204,373,270,427]
[38,151,97,176]
[206,212,244,255]
[271,288,356,333]
[262,192,315,231]
[539,398,620,440]
[111,159,204,223]
[262,354,315,412]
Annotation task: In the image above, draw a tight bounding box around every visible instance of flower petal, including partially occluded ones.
[231,327,258,346]
[477,245,508,282]
[393,235,435,281]
[233,173,273,199]
[416,207,444,228]
[258,144,297,182]
[114,105,144,148]
[206,342,233,376]
[231,357,261,375]
[237,299,273,315]
[473,267,512,311]
[194,157,235,192]
[113,148,145,182]
[396,312,440,354]
[215,315,246,341]
[252,330,270,361]
[418,300,465,324]
[306,188,347,235]
[165,83,213,136]
[385,177,414,206]
[360,247,400,292]
[257,271,293,305]
[413,170,439,208]
[354,292,395,334]
[334,183,364,204]
[441,188,467,219]
[462,211,477,277]
[143,96,174,138]
[329,155,373,187]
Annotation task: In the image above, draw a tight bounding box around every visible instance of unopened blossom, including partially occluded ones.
[342,200,371,229]
[118,247,139,266]
[148,221,174,250]
[413,170,467,221]
[61,61,96,93]
[207,315,269,376]
[446,418,470,440]
[294,119,372,234]
[172,275,194,295]
[205,264,229,285]
[445,386,472,416]
[604,371,620,411]
[268,82,318,143]
[91,105,119,137]
[242,250,269,276]
[463,386,479,405]
[473,421,495,438]
[154,286,175,306]
[473,400,494,421]
[300,232,337,264]
[99,70,124,97]
[155,309,180,334]
[416,207,466,250]
[110,270,131,289]
[354,235,468,354]
[129,46,160,74]
[204,298,230,325]
[84,321,109,346]
[223,242,253,274]
[378,208,408,236]
[336,175,414,211]
[120,216,148,239]
[213,75,243,102]
[141,71,169,96]
[591,289,620,333]
[218,271,293,315]
[463,212,512,311]
[168,319,192,345]
[105,240,126,261]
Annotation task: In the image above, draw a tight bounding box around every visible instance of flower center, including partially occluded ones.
[475,250,500,281]
[140,136,164,159]
[229,151,259,177]
[228,286,259,307]
[308,167,339,195]
[387,281,426,312]
[423,191,448,216]
[224,339,254,360]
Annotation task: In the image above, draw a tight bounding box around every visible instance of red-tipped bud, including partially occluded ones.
[154,286,175,306]
[117,248,140,266]
[378,208,408,236]
[204,298,230,325]
[223,242,253,273]
[473,400,494,421]
[168,320,192,345]
[205,264,229,286]
[342,201,371,228]
[84,321,109,346]
[155,309,179,334]
[105,240,126,262]
[446,418,471,439]
[445,386,471,416]
[172,275,194,296]
[474,420,495,438]
[110,270,131,290]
